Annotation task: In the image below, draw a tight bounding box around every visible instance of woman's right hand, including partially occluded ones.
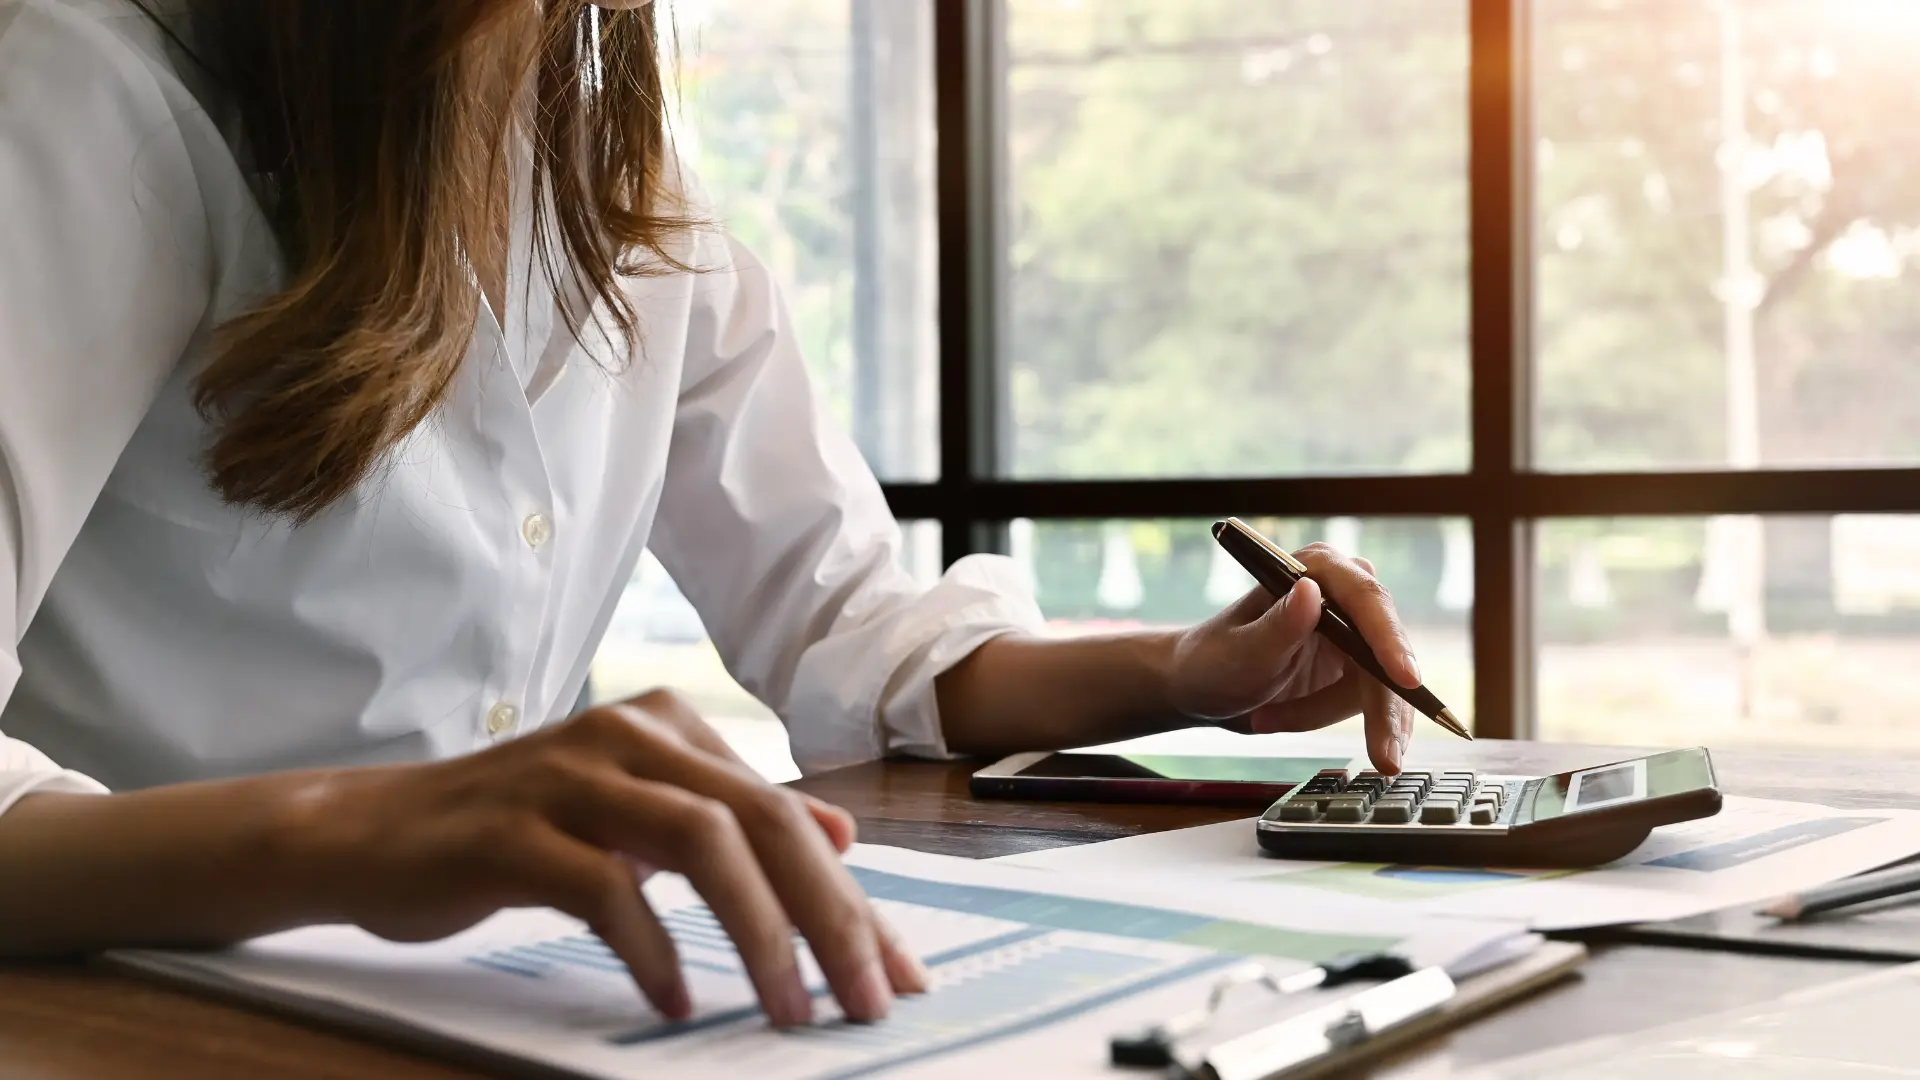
[281,698,927,1027]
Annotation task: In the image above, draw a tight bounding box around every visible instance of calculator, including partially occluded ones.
[1255,747,1723,868]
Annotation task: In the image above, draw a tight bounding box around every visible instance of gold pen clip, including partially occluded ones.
[1223,517,1311,577]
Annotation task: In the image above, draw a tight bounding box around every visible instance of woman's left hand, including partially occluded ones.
[1163,543,1424,774]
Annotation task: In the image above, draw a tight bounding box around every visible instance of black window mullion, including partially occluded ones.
[1469,0,1534,740]
[932,0,1007,566]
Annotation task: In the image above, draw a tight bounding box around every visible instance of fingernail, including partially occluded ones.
[1404,653,1423,687]
[771,976,813,1028]
[1384,736,1403,775]
[846,963,893,1023]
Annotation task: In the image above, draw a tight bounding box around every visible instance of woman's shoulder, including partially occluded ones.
[1,0,220,123]
[4,0,184,58]
[0,0,268,303]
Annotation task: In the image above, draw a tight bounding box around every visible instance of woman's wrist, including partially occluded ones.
[256,769,364,927]
[937,628,1200,756]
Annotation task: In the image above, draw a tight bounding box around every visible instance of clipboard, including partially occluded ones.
[1111,941,1587,1080]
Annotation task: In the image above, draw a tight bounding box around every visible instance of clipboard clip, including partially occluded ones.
[1109,952,1456,1080]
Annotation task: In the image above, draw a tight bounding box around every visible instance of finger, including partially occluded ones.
[1296,545,1420,689]
[612,703,855,851]
[727,786,896,1022]
[804,795,859,854]
[1396,690,1418,760]
[506,826,691,1020]
[1247,576,1324,649]
[622,693,749,769]
[599,733,895,1024]
[873,909,931,994]
[1246,670,1364,734]
[1359,675,1404,775]
[565,776,816,1027]
[1216,583,1282,628]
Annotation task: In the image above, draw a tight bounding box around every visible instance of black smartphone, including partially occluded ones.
[970,750,1357,806]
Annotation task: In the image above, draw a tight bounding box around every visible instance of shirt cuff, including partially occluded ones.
[0,651,110,816]
[784,554,1043,775]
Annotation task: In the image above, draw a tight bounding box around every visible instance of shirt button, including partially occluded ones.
[521,513,552,550]
[486,703,520,737]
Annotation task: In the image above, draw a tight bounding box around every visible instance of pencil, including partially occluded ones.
[1759,860,1920,921]
[1213,518,1472,743]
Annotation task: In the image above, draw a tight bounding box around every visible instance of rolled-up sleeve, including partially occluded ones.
[0,3,211,812]
[649,232,1042,775]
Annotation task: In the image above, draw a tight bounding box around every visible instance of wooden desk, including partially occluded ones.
[4,738,1912,1078]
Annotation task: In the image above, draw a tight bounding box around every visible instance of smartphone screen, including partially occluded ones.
[1010,753,1348,784]
[973,753,1353,805]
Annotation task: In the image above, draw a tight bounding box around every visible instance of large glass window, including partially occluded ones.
[1537,515,1920,750]
[1003,0,1472,479]
[1534,0,1920,471]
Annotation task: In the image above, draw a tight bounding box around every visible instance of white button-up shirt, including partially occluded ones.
[0,0,1040,818]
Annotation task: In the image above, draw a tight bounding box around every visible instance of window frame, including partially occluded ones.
[882,0,1920,739]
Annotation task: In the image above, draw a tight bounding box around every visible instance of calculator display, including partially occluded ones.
[1516,747,1715,824]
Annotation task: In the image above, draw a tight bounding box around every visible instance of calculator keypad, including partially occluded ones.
[1273,768,1515,828]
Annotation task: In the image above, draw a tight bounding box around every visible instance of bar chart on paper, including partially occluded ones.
[454,865,1401,1079]
[107,848,1517,1080]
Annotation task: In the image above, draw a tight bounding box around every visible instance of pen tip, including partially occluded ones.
[1438,709,1472,740]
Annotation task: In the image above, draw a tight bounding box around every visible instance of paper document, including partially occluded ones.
[110,845,1530,1080]
[1471,959,1920,1078]
[995,796,1920,931]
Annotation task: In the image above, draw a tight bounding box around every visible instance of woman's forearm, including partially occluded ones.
[933,631,1193,757]
[0,777,334,957]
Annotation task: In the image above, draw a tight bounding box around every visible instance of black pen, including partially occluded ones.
[1759,861,1920,921]
[1212,517,1471,742]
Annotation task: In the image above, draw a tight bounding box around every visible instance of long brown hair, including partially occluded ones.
[143,1,695,520]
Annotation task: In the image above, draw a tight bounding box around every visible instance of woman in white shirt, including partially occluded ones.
[0,0,1426,1030]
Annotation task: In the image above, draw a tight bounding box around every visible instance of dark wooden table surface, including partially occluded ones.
[4,737,1914,1078]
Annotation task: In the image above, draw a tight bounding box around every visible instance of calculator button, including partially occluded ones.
[1279,801,1323,822]
[1470,803,1499,826]
[1398,772,1434,786]
[1323,797,1372,823]
[1371,801,1416,824]
[1420,802,1463,825]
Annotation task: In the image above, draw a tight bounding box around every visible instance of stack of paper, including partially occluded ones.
[112,845,1535,1080]
[994,796,1920,932]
